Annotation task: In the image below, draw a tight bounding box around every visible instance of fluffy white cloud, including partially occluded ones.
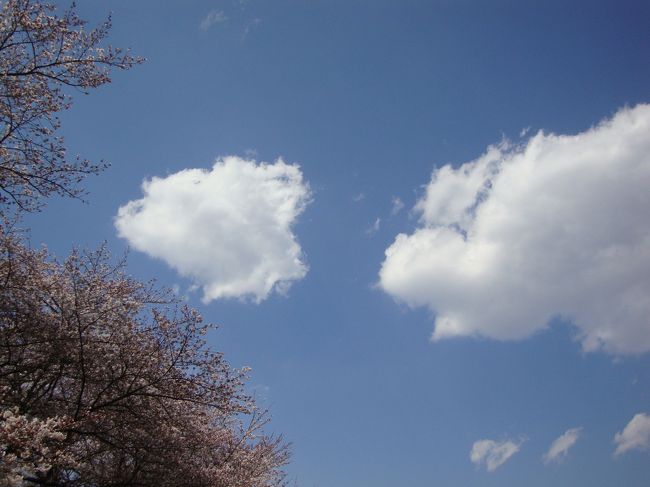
[543,427,581,464]
[116,156,310,303]
[379,104,650,354]
[614,413,650,456]
[470,439,521,472]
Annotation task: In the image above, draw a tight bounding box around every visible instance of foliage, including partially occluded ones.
[0,0,142,212]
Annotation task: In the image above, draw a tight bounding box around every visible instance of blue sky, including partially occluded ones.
[27,1,650,485]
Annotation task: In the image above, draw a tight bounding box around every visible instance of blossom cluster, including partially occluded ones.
[0,0,142,213]
[0,231,289,485]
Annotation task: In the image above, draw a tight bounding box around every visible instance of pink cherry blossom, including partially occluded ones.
[0,0,142,213]
[0,230,289,486]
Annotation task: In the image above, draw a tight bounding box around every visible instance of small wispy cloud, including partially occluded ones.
[543,427,582,464]
[200,10,227,31]
[366,217,381,236]
[352,192,365,203]
[390,196,404,216]
[614,413,650,456]
[242,17,262,39]
[470,438,522,472]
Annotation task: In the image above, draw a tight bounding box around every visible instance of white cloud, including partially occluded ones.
[543,427,582,464]
[379,104,650,354]
[470,439,521,472]
[614,413,650,456]
[200,10,227,31]
[390,196,405,216]
[366,217,381,236]
[242,17,262,39]
[353,192,365,203]
[116,156,310,303]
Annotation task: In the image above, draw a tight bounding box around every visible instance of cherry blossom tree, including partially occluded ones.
[0,0,142,213]
[0,229,289,486]
[0,2,290,485]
